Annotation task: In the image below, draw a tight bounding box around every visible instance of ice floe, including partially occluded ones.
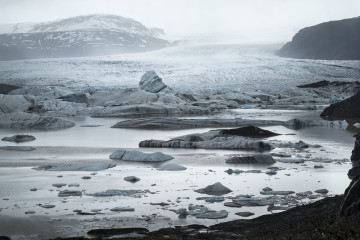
[109,149,174,162]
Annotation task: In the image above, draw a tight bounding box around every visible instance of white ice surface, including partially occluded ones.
[0,43,358,93]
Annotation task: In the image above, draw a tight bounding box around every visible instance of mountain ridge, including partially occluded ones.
[0,14,170,61]
[0,14,163,37]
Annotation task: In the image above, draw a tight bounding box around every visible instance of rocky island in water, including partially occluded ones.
[0,7,360,240]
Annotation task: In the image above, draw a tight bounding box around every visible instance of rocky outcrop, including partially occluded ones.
[321,91,360,119]
[278,17,360,60]
[139,71,167,93]
[350,133,360,176]
[340,133,360,217]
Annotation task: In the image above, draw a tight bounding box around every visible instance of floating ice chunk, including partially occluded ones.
[188,205,208,212]
[266,170,277,175]
[110,207,135,212]
[267,204,291,211]
[285,118,348,129]
[195,210,228,219]
[82,217,100,222]
[296,191,313,196]
[236,194,253,198]
[224,168,244,174]
[157,163,187,171]
[278,159,305,164]
[0,94,33,114]
[271,153,291,157]
[260,190,295,196]
[0,112,75,129]
[88,189,144,197]
[245,170,262,173]
[224,202,243,208]
[33,163,116,171]
[315,189,329,194]
[1,134,36,143]
[205,196,225,203]
[52,183,67,188]
[232,197,275,206]
[176,208,188,217]
[195,182,232,195]
[68,183,80,187]
[139,71,167,93]
[58,190,82,197]
[124,176,140,182]
[235,211,254,217]
[110,149,174,162]
[225,154,275,164]
[277,140,321,149]
[0,146,35,151]
[41,204,56,209]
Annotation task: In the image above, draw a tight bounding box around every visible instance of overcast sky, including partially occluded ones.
[0,0,359,43]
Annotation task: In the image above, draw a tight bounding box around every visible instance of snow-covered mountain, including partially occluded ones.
[0,14,171,60]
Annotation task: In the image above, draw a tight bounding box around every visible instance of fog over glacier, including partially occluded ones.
[1,0,359,43]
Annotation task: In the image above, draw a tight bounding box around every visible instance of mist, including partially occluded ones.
[0,0,359,43]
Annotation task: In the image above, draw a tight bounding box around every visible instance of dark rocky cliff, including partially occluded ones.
[320,91,360,119]
[278,17,360,60]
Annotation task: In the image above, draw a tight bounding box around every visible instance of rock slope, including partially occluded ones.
[321,91,360,119]
[340,133,360,217]
[278,17,360,60]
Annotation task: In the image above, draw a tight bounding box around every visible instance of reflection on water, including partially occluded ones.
[230,109,325,121]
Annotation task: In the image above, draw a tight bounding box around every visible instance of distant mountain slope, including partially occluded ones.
[0,14,171,60]
[278,17,360,60]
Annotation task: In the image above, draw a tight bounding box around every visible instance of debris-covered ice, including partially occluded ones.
[110,149,174,162]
